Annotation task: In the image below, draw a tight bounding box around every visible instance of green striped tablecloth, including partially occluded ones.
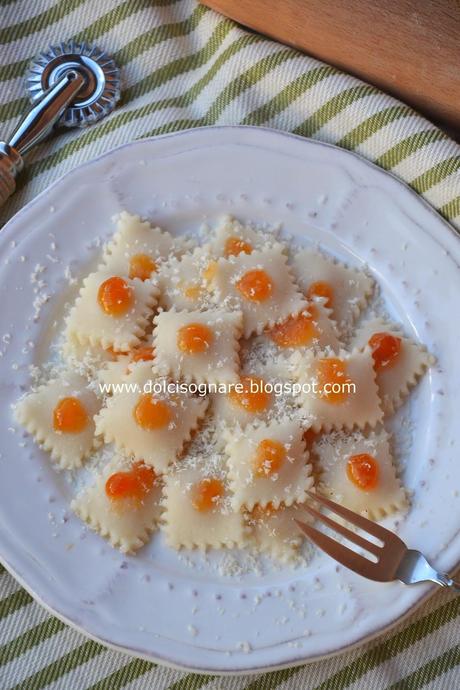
[0,1,459,688]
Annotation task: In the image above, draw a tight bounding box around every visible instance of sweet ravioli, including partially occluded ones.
[15,213,431,562]
[153,308,242,385]
[72,456,163,553]
[94,363,208,473]
[313,429,407,519]
[163,465,246,550]
[66,270,158,352]
[291,248,374,332]
[350,317,432,413]
[14,372,101,469]
[210,245,307,338]
[225,419,314,511]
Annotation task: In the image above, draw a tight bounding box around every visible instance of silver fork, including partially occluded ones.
[295,491,460,591]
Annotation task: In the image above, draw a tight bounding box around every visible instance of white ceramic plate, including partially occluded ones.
[0,126,459,674]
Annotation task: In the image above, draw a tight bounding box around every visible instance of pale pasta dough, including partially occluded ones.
[94,364,208,473]
[157,247,215,311]
[314,429,407,519]
[208,215,274,257]
[293,348,383,432]
[65,271,158,352]
[350,317,432,413]
[210,246,307,338]
[72,456,163,553]
[291,249,374,334]
[153,308,242,384]
[14,372,101,469]
[100,211,175,277]
[225,419,314,511]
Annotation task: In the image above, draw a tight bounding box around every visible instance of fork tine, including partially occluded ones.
[295,520,388,581]
[301,502,382,557]
[307,491,400,544]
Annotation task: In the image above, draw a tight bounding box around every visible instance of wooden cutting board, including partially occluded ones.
[201,0,460,134]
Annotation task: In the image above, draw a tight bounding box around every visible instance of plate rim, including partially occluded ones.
[0,125,459,674]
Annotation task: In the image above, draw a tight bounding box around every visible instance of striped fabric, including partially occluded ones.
[0,1,459,688]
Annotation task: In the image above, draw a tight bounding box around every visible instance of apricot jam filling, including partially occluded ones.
[130,345,155,363]
[129,253,156,281]
[317,357,352,405]
[236,269,273,303]
[369,332,402,371]
[224,236,253,257]
[105,461,157,501]
[98,276,133,317]
[182,283,202,300]
[307,281,333,308]
[202,260,218,284]
[177,323,214,354]
[191,477,224,512]
[53,397,88,433]
[269,305,319,347]
[229,376,271,413]
[346,453,379,490]
[253,438,286,477]
[134,394,172,430]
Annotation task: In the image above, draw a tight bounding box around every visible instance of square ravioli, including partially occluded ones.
[225,419,313,511]
[291,249,374,334]
[293,349,383,432]
[100,211,175,279]
[94,363,208,473]
[207,215,273,258]
[163,464,246,549]
[71,456,163,553]
[246,502,308,562]
[14,372,101,469]
[157,247,215,311]
[350,317,432,413]
[210,245,307,338]
[153,309,242,385]
[314,429,407,519]
[65,271,158,352]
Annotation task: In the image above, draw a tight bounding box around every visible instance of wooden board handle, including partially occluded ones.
[201,0,460,133]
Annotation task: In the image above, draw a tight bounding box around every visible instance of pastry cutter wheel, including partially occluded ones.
[0,41,120,207]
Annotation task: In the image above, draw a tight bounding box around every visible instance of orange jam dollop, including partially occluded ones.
[346,453,379,491]
[53,397,88,433]
[253,439,286,477]
[182,283,202,300]
[177,323,214,354]
[369,332,402,371]
[229,376,271,413]
[105,461,157,502]
[131,345,155,363]
[134,394,172,430]
[98,276,133,317]
[224,236,253,257]
[317,357,352,405]
[307,281,333,308]
[191,477,224,512]
[268,304,319,347]
[129,253,157,281]
[202,260,218,284]
[236,269,273,303]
